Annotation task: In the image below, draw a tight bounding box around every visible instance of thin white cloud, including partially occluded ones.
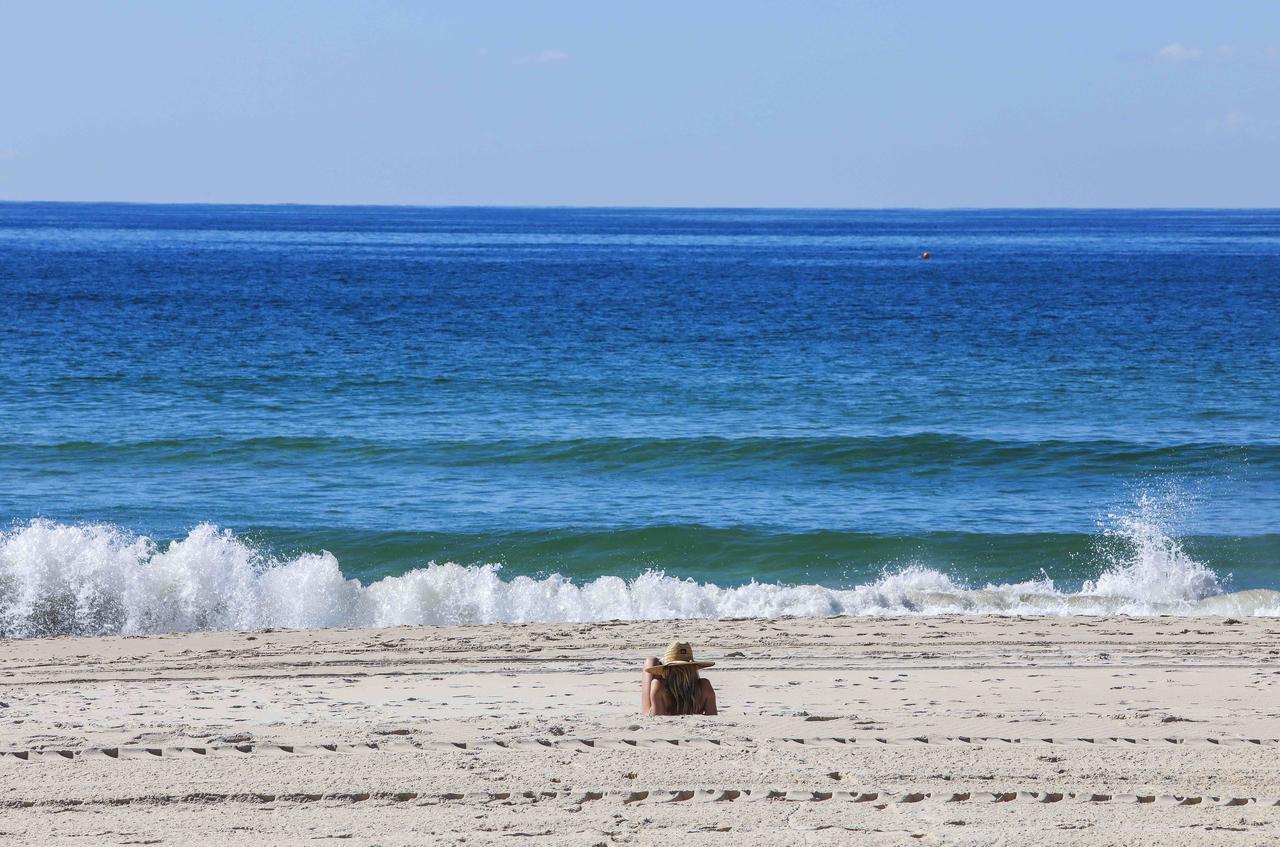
[1209,111,1280,140]
[1152,42,1280,65]
[1156,42,1203,62]
[1219,111,1249,132]
[517,50,570,65]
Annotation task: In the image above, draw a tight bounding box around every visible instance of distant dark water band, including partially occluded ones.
[8,433,1277,473]
[243,525,1280,587]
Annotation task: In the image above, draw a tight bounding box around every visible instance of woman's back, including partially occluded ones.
[652,671,716,715]
[640,642,718,716]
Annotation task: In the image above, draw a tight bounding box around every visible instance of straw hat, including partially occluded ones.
[644,641,714,674]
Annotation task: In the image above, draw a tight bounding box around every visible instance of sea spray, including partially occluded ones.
[1085,493,1223,606]
[0,508,1274,638]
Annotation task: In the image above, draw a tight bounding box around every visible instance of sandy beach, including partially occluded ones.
[2,615,1279,845]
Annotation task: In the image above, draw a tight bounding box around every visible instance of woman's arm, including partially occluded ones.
[699,679,718,715]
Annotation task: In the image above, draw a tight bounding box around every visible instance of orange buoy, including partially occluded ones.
[920,251,931,260]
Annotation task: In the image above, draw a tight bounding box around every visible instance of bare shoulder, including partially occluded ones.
[697,677,718,715]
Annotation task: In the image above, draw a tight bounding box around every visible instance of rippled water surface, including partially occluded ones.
[0,204,1276,634]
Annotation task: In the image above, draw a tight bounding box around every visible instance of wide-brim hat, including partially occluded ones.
[645,641,714,674]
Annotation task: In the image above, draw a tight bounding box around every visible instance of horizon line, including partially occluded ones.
[3,199,1279,213]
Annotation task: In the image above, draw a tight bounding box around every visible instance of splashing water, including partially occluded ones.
[0,499,1271,638]
[1084,493,1223,606]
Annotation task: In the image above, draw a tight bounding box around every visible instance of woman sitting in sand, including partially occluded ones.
[641,641,718,716]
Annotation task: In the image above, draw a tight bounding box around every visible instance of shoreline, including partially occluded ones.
[3,615,1280,843]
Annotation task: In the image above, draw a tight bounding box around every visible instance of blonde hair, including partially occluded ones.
[662,665,700,715]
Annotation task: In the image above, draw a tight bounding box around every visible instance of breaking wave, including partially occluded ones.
[0,498,1274,638]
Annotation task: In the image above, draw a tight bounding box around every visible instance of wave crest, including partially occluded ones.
[1084,495,1223,604]
[0,504,1270,638]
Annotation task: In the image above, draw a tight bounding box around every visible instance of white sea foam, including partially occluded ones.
[1084,494,1223,604]
[0,503,1271,638]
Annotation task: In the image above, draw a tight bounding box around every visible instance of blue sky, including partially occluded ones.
[2,1,1277,206]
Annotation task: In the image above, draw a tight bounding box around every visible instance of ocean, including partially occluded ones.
[0,203,1277,637]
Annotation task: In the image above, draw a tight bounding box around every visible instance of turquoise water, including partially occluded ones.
[0,204,1277,635]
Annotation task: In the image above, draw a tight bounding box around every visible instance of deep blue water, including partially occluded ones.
[0,204,1277,634]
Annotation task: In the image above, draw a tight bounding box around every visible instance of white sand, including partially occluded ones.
[3,614,1280,845]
